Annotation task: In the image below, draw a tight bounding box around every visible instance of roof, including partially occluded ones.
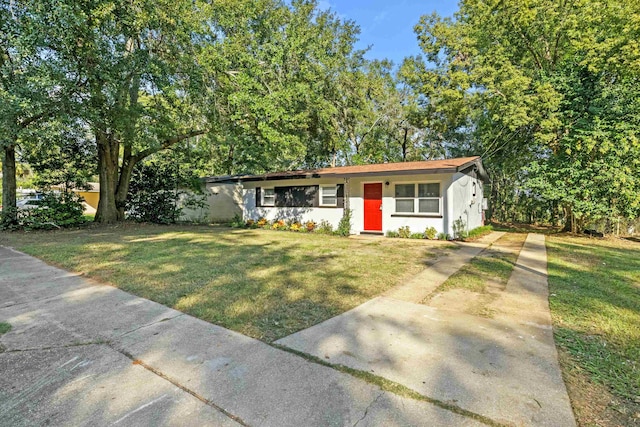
[204,156,489,183]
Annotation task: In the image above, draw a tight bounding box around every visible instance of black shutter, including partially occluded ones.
[313,185,320,207]
[256,187,262,207]
[337,184,345,208]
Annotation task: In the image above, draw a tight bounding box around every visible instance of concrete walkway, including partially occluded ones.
[0,246,481,427]
[384,232,505,303]
[277,234,576,426]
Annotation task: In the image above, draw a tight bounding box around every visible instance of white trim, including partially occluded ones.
[362,181,384,232]
[261,187,275,207]
[393,181,442,216]
[319,185,338,207]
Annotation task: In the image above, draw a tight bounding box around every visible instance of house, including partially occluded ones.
[202,156,489,235]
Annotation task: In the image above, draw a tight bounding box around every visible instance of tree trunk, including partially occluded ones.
[1,144,17,224]
[95,133,120,223]
[115,149,137,220]
[561,204,573,232]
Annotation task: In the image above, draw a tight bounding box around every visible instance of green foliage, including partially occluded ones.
[336,209,352,237]
[409,233,425,239]
[0,322,11,335]
[230,214,245,228]
[467,225,493,240]
[316,220,334,235]
[424,226,437,240]
[403,0,640,230]
[3,192,86,230]
[20,120,96,190]
[127,151,203,224]
[385,230,399,238]
[452,218,468,240]
[398,226,411,238]
[436,232,451,241]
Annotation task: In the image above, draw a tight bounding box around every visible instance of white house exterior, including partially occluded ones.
[202,156,489,236]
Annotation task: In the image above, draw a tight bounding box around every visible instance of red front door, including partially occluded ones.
[364,183,383,231]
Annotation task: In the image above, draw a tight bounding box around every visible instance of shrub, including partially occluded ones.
[452,218,468,240]
[316,220,334,234]
[257,217,269,228]
[437,232,451,240]
[290,222,302,232]
[13,192,86,230]
[127,150,205,224]
[386,230,399,238]
[230,213,245,228]
[336,208,352,237]
[305,221,316,232]
[245,219,256,228]
[424,226,437,240]
[398,226,411,238]
[410,232,425,239]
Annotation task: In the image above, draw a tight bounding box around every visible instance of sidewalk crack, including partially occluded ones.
[353,392,383,427]
[111,344,249,427]
[118,314,184,338]
[2,340,109,353]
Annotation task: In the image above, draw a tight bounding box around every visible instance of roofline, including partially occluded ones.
[201,157,490,184]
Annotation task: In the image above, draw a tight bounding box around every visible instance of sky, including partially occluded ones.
[317,0,459,67]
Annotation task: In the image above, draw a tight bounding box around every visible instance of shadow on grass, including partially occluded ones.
[4,225,438,343]
[546,237,640,406]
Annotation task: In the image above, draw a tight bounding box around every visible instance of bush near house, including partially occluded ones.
[2,192,86,231]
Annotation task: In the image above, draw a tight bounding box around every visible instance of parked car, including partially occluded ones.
[1,194,45,211]
[16,197,44,210]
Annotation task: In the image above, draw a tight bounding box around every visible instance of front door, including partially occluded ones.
[363,183,383,232]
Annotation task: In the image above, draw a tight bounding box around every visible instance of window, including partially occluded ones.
[320,186,338,206]
[395,184,415,213]
[394,183,441,215]
[262,188,275,206]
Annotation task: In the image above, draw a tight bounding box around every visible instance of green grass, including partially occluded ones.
[465,225,493,240]
[547,236,640,408]
[0,224,452,342]
[423,233,526,300]
[0,322,11,335]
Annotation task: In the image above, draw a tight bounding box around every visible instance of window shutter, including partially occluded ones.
[313,185,320,207]
[256,187,262,207]
[337,184,345,208]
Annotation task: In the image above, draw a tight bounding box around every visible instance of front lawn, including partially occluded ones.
[0,224,453,342]
[547,236,640,426]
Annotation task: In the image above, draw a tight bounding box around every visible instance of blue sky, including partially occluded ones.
[317,0,459,67]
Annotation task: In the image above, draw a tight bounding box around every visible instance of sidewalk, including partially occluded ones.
[384,232,505,302]
[0,246,479,427]
[277,234,576,426]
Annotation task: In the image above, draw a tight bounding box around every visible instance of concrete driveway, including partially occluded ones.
[277,234,576,426]
[0,246,480,427]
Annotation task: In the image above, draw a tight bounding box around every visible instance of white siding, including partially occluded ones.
[243,179,345,228]
[180,183,242,222]
[239,171,484,235]
[448,172,485,235]
[348,174,449,235]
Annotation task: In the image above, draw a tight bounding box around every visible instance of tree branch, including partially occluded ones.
[132,129,208,163]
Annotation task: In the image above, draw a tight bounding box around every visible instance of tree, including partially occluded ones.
[402,0,640,230]
[0,0,63,223]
